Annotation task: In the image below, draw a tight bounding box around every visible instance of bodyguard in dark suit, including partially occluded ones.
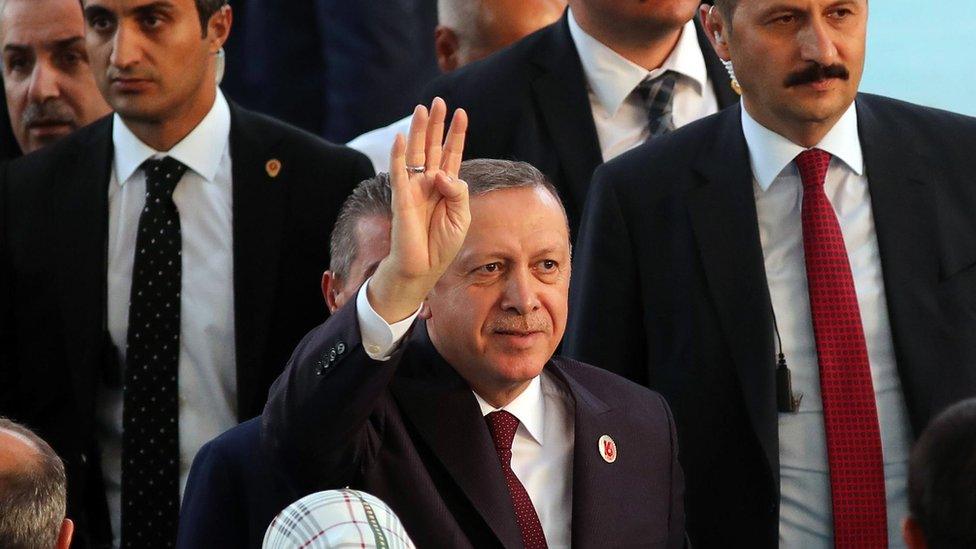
[567,1,976,547]
[263,102,685,548]
[423,1,738,236]
[0,1,372,547]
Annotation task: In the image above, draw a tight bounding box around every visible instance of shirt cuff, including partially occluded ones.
[356,277,421,361]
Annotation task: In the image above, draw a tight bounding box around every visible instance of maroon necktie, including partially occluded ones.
[797,149,888,547]
[485,411,548,549]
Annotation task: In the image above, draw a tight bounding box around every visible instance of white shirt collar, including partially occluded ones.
[567,8,709,118]
[112,89,231,186]
[741,100,864,192]
[474,374,546,446]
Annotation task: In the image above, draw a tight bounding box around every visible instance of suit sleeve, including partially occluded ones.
[660,393,686,549]
[261,300,407,490]
[565,163,649,385]
[176,440,247,549]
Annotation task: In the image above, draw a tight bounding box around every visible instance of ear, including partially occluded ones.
[206,4,233,53]
[902,516,928,549]
[701,4,731,61]
[56,518,74,549]
[434,26,461,73]
[322,271,341,314]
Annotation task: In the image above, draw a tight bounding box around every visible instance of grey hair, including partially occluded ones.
[0,418,67,549]
[459,158,567,220]
[329,174,394,282]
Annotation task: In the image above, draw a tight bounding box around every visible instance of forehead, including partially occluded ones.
[1,0,85,46]
[81,0,194,15]
[732,0,867,14]
[461,186,569,258]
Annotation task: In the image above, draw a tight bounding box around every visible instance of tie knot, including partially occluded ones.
[795,148,832,190]
[635,70,678,103]
[485,410,519,451]
[142,156,188,197]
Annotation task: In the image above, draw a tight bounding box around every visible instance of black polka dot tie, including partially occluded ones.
[120,156,188,548]
[485,411,548,549]
[797,149,887,547]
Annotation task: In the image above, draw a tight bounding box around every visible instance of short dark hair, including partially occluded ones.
[329,174,393,282]
[195,0,227,36]
[0,418,67,549]
[908,398,976,548]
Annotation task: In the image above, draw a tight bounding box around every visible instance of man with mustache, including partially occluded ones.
[0,0,372,546]
[262,99,686,548]
[567,0,976,546]
[0,0,110,154]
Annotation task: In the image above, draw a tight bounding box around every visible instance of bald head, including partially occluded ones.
[435,0,566,71]
[0,419,72,549]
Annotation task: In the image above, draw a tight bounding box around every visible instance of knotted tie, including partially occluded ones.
[120,156,188,548]
[485,411,548,549]
[635,70,678,138]
[797,149,888,547]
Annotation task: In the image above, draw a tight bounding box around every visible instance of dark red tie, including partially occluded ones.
[485,411,548,549]
[797,149,888,547]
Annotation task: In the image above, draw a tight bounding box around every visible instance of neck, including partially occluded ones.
[743,96,846,149]
[123,86,217,151]
[571,8,684,71]
[473,380,532,409]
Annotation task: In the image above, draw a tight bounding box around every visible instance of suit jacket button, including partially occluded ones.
[336,342,346,355]
[329,348,337,361]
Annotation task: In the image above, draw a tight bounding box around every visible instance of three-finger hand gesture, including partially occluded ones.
[369,98,469,323]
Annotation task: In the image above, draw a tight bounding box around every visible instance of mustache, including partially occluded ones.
[107,67,152,81]
[21,99,76,129]
[487,314,552,334]
[784,63,850,87]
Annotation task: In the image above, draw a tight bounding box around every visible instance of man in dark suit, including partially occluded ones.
[567,0,976,547]
[0,0,372,547]
[263,101,685,548]
[423,0,738,237]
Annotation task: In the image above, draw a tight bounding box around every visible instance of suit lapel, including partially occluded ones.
[390,325,523,548]
[686,106,779,482]
[229,103,288,420]
[529,15,604,221]
[58,118,114,417]
[856,96,938,435]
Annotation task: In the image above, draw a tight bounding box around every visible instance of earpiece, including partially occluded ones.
[713,31,724,44]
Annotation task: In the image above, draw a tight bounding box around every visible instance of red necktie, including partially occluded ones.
[485,411,548,549]
[797,149,888,547]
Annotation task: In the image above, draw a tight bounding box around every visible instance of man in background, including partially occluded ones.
[569,0,976,545]
[348,0,566,173]
[903,398,976,549]
[422,0,737,237]
[0,417,74,549]
[0,0,110,154]
[0,0,372,545]
[177,174,394,548]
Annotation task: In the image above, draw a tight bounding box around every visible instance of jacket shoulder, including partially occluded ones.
[552,356,671,414]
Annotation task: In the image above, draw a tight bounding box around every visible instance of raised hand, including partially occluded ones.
[368,98,469,323]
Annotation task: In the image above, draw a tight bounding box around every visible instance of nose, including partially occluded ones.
[500,267,542,316]
[798,16,839,66]
[109,22,141,69]
[27,60,61,104]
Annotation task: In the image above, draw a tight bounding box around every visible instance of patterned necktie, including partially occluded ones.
[635,70,678,138]
[121,156,188,548]
[796,149,888,547]
[485,411,548,549]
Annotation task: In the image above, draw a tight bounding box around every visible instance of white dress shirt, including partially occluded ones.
[356,280,576,547]
[99,90,237,545]
[566,8,719,161]
[743,103,913,547]
[347,115,411,174]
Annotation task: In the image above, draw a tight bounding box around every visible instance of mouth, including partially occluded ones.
[27,120,74,137]
[110,78,152,92]
[492,329,545,348]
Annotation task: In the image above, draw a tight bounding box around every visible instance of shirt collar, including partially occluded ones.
[741,100,864,192]
[112,89,231,186]
[567,8,709,118]
[474,374,546,446]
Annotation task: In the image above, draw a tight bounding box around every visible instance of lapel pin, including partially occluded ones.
[598,434,617,463]
[265,158,282,178]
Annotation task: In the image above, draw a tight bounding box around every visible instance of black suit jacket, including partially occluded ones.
[0,103,373,548]
[423,12,737,237]
[262,302,685,548]
[565,94,976,546]
[176,417,298,549]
